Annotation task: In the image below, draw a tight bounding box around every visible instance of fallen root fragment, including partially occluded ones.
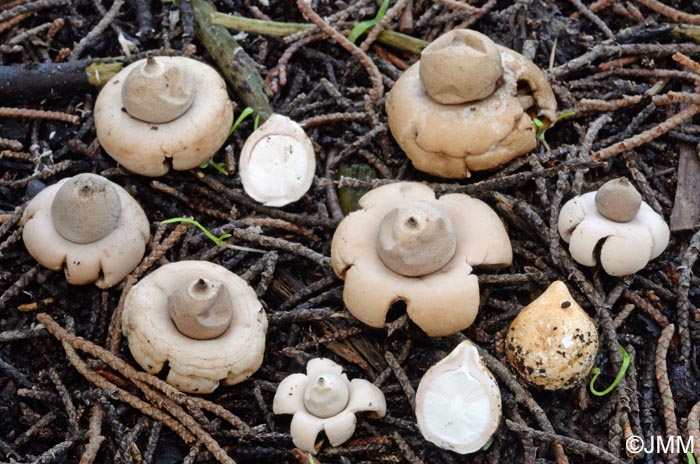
[688,402,700,461]
[505,420,627,464]
[633,0,700,25]
[592,105,700,160]
[0,106,79,124]
[655,324,679,464]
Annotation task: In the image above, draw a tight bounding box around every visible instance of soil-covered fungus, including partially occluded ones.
[415,340,501,454]
[386,29,557,178]
[122,261,268,394]
[272,358,386,454]
[558,177,670,276]
[331,182,512,336]
[94,56,233,176]
[506,281,599,390]
[20,173,149,288]
[239,114,316,207]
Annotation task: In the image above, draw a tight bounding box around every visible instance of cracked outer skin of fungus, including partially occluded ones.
[557,191,670,276]
[331,182,512,337]
[386,30,557,179]
[272,358,386,454]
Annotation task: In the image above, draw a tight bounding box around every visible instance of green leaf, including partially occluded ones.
[228,107,255,137]
[161,218,265,253]
[481,437,494,451]
[688,452,696,464]
[589,346,631,397]
[161,217,228,246]
[348,0,390,43]
[208,160,228,175]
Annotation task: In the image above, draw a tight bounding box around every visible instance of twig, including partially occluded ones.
[69,0,125,61]
[0,107,79,124]
[633,0,700,24]
[655,324,678,464]
[505,420,626,464]
[569,0,615,39]
[592,105,700,160]
[296,0,384,102]
[79,403,105,464]
[191,0,273,120]
[0,0,67,22]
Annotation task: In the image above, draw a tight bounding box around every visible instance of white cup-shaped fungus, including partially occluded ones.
[21,173,149,288]
[95,56,233,176]
[415,340,501,454]
[273,358,386,454]
[506,281,599,390]
[331,182,512,336]
[122,261,268,394]
[558,177,670,276]
[239,114,316,207]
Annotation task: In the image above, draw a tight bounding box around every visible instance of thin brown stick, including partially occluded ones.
[361,0,410,51]
[655,324,678,464]
[79,403,105,464]
[633,0,700,24]
[296,0,384,101]
[0,107,78,124]
[592,105,700,160]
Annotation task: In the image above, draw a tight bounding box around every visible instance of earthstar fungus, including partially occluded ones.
[122,261,267,393]
[272,358,386,454]
[415,340,501,454]
[239,114,316,207]
[331,182,512,336]
[506,281,599,390]
[386,29,557,178]
[21,173,149,288]
[95,56,233,176]
[558,177,670,276]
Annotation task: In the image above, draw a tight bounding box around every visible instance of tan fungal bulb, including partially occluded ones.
[594,177,642,223]
[376,201,457,277]
[506,281,599,390]
[50,173,122,244]
[419,29,503,104]
[415,340,501,454]
[121,56,195,123]
[168,278,233,340]
[303,374,350,419]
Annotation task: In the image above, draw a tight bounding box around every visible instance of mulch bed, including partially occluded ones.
[2,0,700,463]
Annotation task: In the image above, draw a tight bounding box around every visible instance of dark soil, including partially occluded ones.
[2,0,700,463]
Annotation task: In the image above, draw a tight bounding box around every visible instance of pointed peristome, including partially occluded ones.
[168,278,233,340]
[376,201,457,277]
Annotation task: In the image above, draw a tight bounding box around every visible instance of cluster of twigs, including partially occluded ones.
[1,0,700,463]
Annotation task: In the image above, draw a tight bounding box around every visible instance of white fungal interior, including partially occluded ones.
[245,135,310,202]
[421,368,492,445]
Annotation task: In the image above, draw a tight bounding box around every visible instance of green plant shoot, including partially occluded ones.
[688,452,696,464]
[348,0,391,43]
[533,110,576,151]
[200,107,256,173]
[160,217,264,253]
[589,345,631,397]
